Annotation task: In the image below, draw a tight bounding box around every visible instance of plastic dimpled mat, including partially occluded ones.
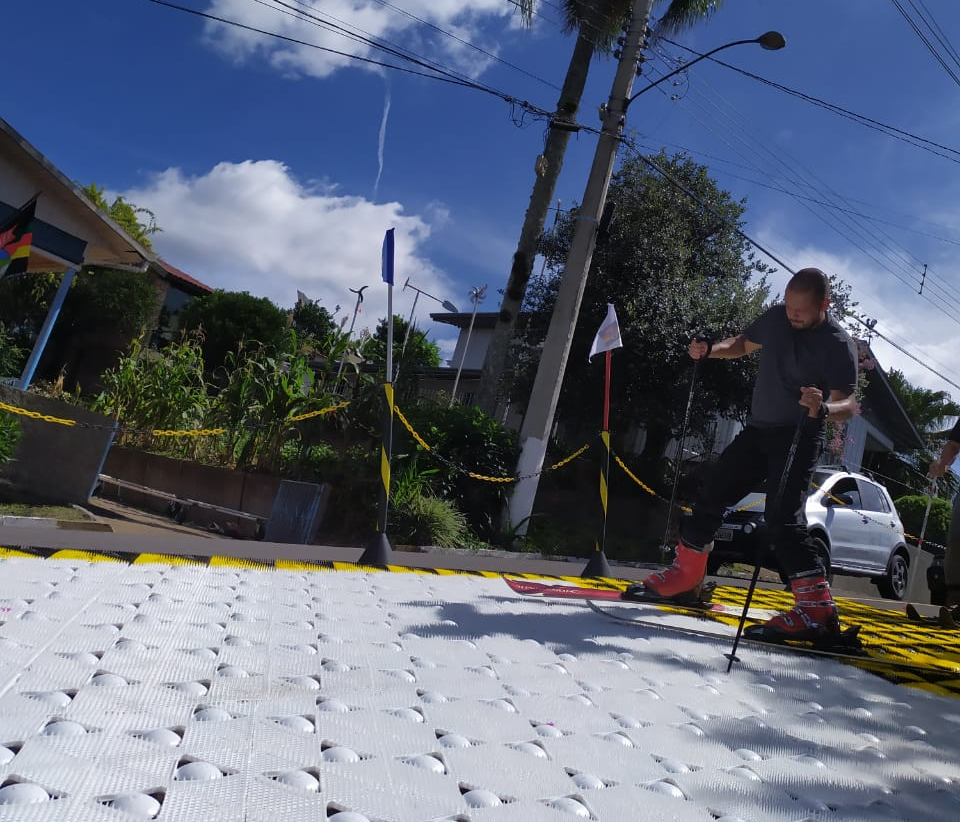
[1,553,960,821]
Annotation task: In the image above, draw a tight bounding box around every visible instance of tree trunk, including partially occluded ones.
[475,10,606,416]
[638,422,672,475]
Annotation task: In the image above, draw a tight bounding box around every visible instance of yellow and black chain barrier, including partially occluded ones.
[0,399,351,438]
[608,456,947,553]
[393,404,589,484]
[2,393,949,550]
[611,448,765,516]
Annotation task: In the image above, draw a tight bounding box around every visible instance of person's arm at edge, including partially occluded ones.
[930,437,960,478]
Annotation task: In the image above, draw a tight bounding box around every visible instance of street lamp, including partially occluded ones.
[507,23,786,536]
[450,284,487,407]
[395,278,459,381]
[625,31,786,109]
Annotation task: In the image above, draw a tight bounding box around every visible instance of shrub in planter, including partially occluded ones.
[0,411,20,465]
[389,461,469,549]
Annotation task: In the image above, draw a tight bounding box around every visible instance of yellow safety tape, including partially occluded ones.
[0,401,76,427]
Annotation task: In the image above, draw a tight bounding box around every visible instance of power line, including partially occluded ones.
[890,0,960,87]
[138,0,555,118]
[641,44,960,323]
[319,0,562,90]
[660,38,960,166]
[629,135,960,249]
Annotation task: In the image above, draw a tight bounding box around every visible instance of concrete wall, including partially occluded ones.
[447,327,492,370]
[102,447,282,518]
[0,385,116,504]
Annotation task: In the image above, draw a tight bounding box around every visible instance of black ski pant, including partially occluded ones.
[680,420,826,580]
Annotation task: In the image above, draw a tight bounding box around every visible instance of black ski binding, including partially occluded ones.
[621,580,716,605]
[743,623,864,654]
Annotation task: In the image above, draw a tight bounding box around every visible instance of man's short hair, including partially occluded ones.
[786,267,830,304]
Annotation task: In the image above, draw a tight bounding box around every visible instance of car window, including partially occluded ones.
[827,477,862,509]
[858,480,888,513]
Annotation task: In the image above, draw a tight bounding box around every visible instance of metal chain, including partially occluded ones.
[0,399,350,437]
[393,404,589,483]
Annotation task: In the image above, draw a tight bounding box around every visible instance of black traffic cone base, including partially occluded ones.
[359,532,393,566]
[581,550,612,579]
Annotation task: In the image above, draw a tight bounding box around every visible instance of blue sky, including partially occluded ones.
[7,0,960,396]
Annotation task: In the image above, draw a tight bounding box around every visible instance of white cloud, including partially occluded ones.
[753,231,960,400]
[121,159,459,337]
[202,0,518,80]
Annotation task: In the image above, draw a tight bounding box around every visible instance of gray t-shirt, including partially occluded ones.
[745,305,858,426]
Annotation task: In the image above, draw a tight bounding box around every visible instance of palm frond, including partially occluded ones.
[655,0,728,36]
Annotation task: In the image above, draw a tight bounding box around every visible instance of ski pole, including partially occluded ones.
[660,336,706,563]
[726,413,806,672]
[917,481,936,552]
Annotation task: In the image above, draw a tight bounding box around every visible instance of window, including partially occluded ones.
[858,481,888,513]
[827,477,862,509]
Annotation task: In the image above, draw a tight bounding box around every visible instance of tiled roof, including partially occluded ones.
[155,258,214,294]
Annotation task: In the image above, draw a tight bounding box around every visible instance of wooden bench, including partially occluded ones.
[95,474,265,539]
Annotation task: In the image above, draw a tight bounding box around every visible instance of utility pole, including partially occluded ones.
[507,0,654,533]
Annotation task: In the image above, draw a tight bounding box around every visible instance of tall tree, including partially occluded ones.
[872,368,960,499]
[178,290,290,378]
[513,151,769,466]
[476,0,731,414]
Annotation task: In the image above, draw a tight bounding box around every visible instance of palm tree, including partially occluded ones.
[476,0,731,414]
[873,368,960,499]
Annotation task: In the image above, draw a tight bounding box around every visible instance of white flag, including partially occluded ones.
[588,303,622,362]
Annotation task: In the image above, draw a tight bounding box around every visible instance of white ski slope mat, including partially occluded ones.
[1,553,960,821]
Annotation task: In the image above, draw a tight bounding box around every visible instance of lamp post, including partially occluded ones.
[395,279,459,382]
[450,284,487,407]
[624,31,785,110]
[507,19,786,534]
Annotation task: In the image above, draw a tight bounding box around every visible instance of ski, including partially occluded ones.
[587,599,958,675]
[504,577,778,621]
[905,603,940,625]
[905,602,960,630]
[939,606,960,630]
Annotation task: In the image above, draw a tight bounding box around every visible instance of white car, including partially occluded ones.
[711,468,911,600]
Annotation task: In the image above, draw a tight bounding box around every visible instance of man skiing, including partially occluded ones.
[638,268,859,642]
[928,421,960,616]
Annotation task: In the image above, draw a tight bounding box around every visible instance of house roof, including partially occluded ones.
[0,117,153,272]
[430,311,533,330]
[154,258,214,295]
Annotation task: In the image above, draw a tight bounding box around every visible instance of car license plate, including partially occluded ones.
[715,527,734,541]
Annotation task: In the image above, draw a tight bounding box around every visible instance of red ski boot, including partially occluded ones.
[624,541,709,603]
[745,575,842,644]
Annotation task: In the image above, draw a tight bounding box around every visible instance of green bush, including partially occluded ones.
[894,494,952,549]
[0,411,21,464]
[399,398,518,540]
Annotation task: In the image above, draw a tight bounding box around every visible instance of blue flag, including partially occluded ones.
[381,228,395,285]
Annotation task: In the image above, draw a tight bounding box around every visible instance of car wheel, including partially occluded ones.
[877,551,909,600]
[810,536,833,585]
